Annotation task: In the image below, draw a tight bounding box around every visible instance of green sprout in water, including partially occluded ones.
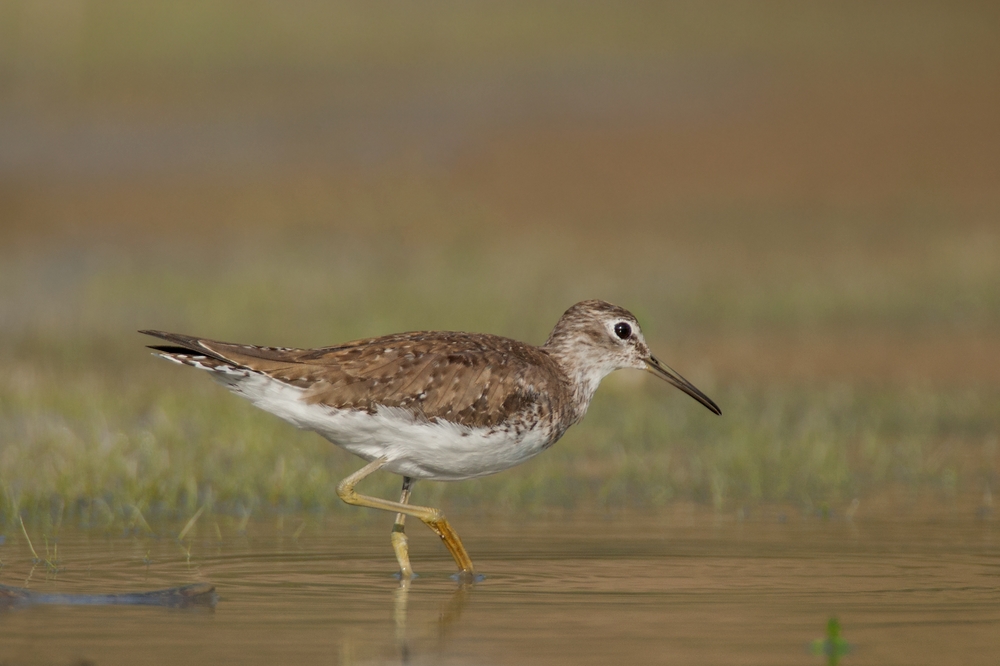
[810,617,851,665]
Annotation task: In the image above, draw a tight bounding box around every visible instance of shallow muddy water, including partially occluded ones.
[0,511,997,665]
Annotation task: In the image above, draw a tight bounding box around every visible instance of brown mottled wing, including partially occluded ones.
[142,330,568,429]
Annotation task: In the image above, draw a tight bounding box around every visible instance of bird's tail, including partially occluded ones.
[139,330,244,374]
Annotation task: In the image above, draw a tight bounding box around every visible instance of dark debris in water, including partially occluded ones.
[0,582,218,610]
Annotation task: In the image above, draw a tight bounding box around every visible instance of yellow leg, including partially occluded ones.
[336,458,475,578]
[391,477,415,579]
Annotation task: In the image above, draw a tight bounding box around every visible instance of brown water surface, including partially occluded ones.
[0,512,997,665]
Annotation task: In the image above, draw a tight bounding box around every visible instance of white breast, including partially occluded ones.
[211,369,555,481]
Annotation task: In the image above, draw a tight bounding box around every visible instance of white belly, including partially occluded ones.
[213,369,555,481]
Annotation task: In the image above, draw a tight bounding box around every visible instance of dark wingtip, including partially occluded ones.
[147,345,197,355]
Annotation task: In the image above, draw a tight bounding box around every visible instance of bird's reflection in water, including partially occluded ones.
[392,579,473,664]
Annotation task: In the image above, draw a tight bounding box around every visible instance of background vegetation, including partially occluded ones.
[1,1,997,529]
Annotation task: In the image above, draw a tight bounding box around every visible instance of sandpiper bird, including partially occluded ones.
[142,300,720,579]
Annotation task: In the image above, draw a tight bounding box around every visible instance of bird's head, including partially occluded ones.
[545,300,721,415]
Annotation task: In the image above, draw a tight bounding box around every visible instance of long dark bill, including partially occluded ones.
[645,356,722,415]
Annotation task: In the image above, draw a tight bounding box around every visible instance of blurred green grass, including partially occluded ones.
[1,230,997,529]
[1,2,998,528]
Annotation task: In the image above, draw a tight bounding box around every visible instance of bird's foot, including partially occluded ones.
[450,570,485,584]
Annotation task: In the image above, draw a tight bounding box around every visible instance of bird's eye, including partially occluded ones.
[613,322,631,340]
